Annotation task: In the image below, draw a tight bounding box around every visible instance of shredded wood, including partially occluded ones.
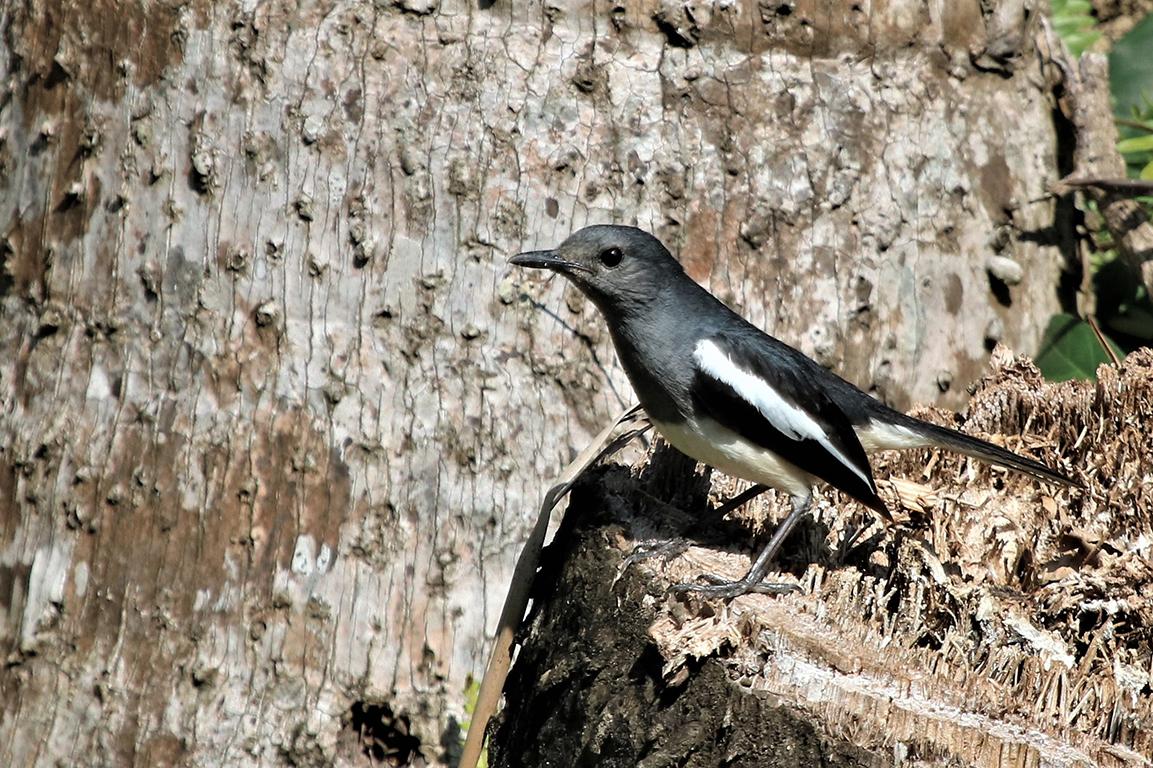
[623,347,1153,765]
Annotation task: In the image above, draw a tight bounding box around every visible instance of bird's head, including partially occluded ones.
[510,225,683,314]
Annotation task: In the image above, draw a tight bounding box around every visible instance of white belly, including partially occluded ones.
[652,416,815,499]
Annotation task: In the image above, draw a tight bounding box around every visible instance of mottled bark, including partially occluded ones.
[493,350,1152,767]
[0,0,1079,765]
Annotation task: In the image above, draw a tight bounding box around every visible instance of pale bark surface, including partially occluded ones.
[493,349,1152,767]
[0,0,1078,765]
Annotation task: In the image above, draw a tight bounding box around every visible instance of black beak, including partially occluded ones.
[509,250,589,274]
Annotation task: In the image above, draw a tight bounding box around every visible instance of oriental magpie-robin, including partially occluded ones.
[511,225,1079,598]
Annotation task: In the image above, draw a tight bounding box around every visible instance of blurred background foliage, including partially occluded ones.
[1038,2,1153,380]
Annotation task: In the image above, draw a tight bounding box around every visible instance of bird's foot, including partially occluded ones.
[614,538,694,589]
[670,572,801,599]
[621,537,693,568]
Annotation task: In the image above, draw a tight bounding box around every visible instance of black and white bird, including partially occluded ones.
[511,225,1080,598]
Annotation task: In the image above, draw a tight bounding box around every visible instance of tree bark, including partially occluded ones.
[491,466,881,768]
[492,350,1153,767]
[0,0,1081,765]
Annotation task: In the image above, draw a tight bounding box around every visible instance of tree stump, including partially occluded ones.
[492,350,1153,767]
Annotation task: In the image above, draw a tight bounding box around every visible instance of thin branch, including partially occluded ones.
[1051,176,1153,196]
[1115,117,1153,134]
[1085,316,1123,368]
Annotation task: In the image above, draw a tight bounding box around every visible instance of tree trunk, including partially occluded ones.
[0,0,1079,765]
[492,350,1153,766]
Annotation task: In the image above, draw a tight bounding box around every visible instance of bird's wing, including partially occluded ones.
[690,333,886,512]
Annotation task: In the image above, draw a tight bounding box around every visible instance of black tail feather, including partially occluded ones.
[897,413,1081,489]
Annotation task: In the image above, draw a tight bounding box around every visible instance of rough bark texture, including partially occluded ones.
[493,349,1153,767]
[491,472,880,768]
[0,0,1080,765]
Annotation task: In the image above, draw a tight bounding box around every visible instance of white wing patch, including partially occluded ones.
[693,339,872,487]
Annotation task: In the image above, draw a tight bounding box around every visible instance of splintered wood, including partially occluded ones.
[636,348,1153,766]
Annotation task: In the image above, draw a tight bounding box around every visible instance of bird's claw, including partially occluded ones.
[670,573,802,599]
[622,538,692,568]
[615,538,694,589]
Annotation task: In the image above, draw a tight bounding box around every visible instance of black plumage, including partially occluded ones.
[511,225,1079,597]
[690,331,886,514]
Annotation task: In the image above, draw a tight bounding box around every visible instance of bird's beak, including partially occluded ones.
[509,250,589,274]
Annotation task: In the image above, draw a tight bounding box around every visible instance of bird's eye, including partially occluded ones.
[599,247,623,268]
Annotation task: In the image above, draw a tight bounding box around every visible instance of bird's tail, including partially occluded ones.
[880,409,1082,489]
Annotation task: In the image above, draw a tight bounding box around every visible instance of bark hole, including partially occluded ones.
[344,701,423,766]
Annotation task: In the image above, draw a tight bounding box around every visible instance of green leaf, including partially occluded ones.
[1106,306,1153,340]
[1117,134,1153,154]
[1141,159,1153,181]
[1063,31,1103,55]
[1051,0,1102,56]
[460,678,489,768]
[1036,314,1124,381]
[1111,13,1153,117]
[1053,18,1087,35]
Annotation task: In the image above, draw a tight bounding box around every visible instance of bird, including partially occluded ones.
[510,225,1080,598]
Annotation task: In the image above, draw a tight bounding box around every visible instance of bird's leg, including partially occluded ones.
[672,493,812,599]
[621,484,770,571]
[713,483,770,517]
